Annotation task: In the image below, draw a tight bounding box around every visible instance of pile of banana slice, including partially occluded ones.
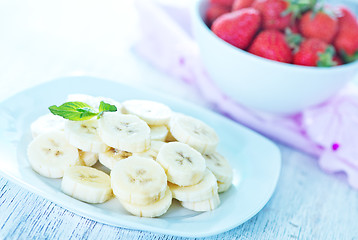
[27,94,233,218]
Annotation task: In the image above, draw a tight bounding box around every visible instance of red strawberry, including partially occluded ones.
[333,56,343,66]
[210,0,235,8]
[205,3,231,27]
[299,10,338,43]
[334,7,358,62]
[293,38,337,67]
[232,0,254,11]
[288,20,299,34]
[248,29,293,63]
[212,8,261,49]
[252,0,291,30]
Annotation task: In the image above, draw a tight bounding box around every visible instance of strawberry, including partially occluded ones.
[293,38,337,67]
[248,29,293,63]
[205,3,231,27]
[210,0,235,8]
[334,7,358,63]
[232,0,254,11]
[252,0,291,30]
[211,8,261,49]
[333,56,343,66]
[299,10,338,43]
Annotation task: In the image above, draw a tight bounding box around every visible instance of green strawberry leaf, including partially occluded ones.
[317,46,337,67]
[285,28,303,53]
[341,50,358,63]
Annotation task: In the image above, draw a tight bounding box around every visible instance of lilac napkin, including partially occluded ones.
[134,1,358,189]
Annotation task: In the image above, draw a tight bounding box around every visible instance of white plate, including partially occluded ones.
[0,77,281,237]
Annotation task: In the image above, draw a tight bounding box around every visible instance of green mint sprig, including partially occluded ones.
[49,101,117,121]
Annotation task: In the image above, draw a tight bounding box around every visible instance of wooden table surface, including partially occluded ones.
[0,0,358,239]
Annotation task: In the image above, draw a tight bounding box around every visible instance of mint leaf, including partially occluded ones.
[98,101,117,112]
[97,101,117,119]
[49,101,98,121]
[49,101,118,121]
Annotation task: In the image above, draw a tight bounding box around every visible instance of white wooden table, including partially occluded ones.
[0,0,358,239]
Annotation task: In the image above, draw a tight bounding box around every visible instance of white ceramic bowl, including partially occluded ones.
[191,0,358,114]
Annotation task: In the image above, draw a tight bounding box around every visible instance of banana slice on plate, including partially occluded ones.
[203,152,233,191]
[27,131,79,178]
[218,179,233,193]
[61,166,112,203]
[150,125,168,141]
[169,169,218,202]
[78,150,98,167]
[111,156,167,205]
[181,192,220,212]
[98,113,151,153]
[98,147,132,170]
[119,187,172,218]
[156,142,206,186]
[31,114,65,138]
[122,100,172,126]
[169,114,219,154]
[67,94,122,111]
[65,119,107,153]
[133,141,165,161]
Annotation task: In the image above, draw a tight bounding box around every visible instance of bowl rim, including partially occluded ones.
[192,0,358,73]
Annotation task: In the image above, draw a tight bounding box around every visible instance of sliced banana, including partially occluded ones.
[66,94,98,107]
[133,141,165,161]
[150,125,168,141]
[98,112,151,153]
[181,193,220,212]
[65,119,107,153]
[156,142,206,186]
[111,156,167,205]
[27,131,79,178]
[203,152,233,185]
[78,150,98,167]
[67,94,122,111]
[122,100,172,126]
[61,166,112,203]
[218,178,233,193]
[119,187,172,218]
[98,147,132,170]
[169,169,218,202]
[31,114,65,138]
[169,114,219,154]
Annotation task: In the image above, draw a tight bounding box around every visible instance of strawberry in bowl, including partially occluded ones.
[191,0,358,114]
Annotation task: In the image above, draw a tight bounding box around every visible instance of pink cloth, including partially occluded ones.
[134,1,358,189]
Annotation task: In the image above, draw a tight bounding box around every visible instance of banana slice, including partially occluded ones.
[156,142,206,186]
[218,178,233,193]
[66,94,98,107]
[111,156,167,205]
[203,152,233,185]
[65,119,107,153]
[67,94,122,111]
[31,114,65,138]
[181,193,220,212]
[78,150,98,167]
[150,125,168,141]
[119,187,172,218]
[61,166,112,203]
[27,131,79,178]
[98,147,132,170]
[98,113,151,153]
[133,141,165,161]
[169,169,218,202]
[169,114,219,154]
[122,100,172,126]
